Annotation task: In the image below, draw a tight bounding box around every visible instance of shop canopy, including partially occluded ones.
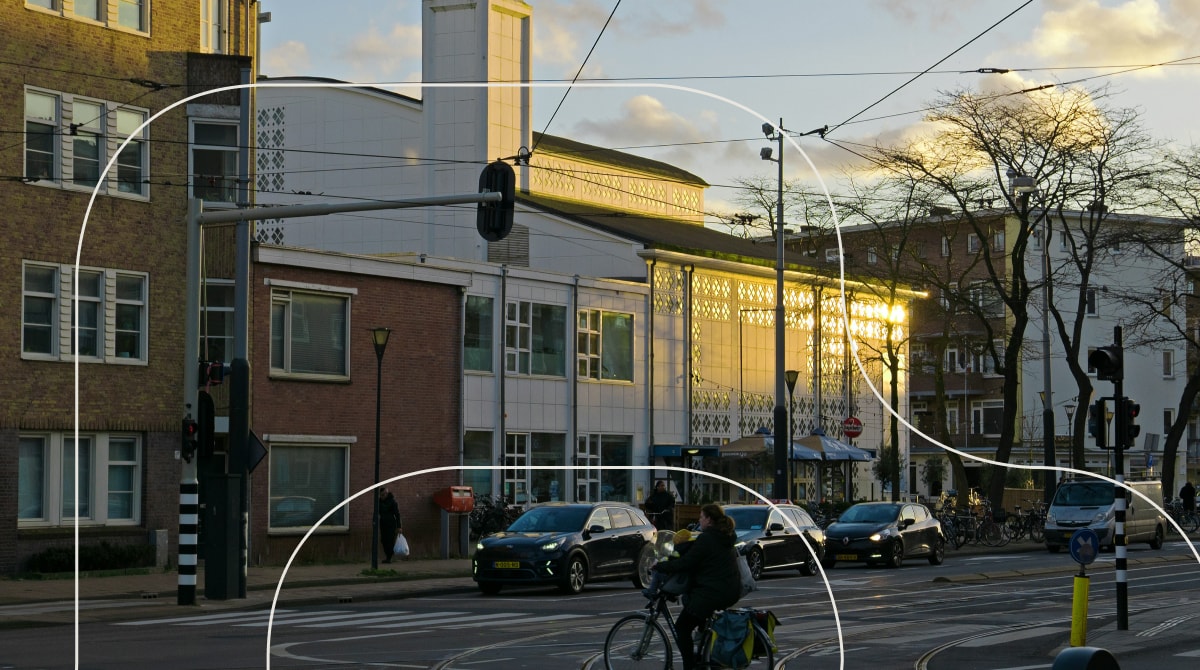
[792,428,873,462]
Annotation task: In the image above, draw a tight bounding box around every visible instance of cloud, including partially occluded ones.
[1027,0,1196,72]
[534,0,726,69]
[338,22,422,82]
[261,41,313,78]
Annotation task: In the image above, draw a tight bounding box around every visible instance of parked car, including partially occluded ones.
[723,503,825,579]
[1044,479,1165,552]
[472,502,657,595]
[822,501,945,568]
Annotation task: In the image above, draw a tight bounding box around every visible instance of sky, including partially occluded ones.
[256,0,1200,222]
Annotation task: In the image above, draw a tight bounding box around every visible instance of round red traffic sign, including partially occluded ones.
[842,416,863,438]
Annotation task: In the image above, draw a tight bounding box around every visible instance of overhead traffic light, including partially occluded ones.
[1088,399,1106,449]
[476,160,515,242]
[1088,345,1123,382]
[181,416,199,463]
[197,390,215,460]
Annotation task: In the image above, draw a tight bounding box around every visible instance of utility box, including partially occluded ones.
[433,486,474,513]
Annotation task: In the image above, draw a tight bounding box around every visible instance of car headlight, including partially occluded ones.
[1045,513,1056,525]
[541,540,561,552]
[1092,509,1113,524]
[869,528,894,542]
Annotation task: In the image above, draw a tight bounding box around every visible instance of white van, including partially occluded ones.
[1044,479,1165,552]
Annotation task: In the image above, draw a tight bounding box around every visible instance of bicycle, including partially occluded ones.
[603,591,776,669]
[603,533,776,669]
[1164,498,1200,533]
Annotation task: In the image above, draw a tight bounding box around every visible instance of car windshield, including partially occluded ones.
[839,504,900,524]
[1054,483,1115,506]
[725,508,768,532]
[507,506,590,533]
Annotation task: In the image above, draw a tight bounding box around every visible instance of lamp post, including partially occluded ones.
[785,369,799,501]
[370,327,391,570]
[1064,400,1077,470]
[761,120,788,501]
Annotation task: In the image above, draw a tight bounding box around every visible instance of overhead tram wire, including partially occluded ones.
[529,0,622,156]
[823,0,1035,138]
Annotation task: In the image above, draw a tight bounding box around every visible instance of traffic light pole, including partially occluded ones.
[1112,327,1128,631]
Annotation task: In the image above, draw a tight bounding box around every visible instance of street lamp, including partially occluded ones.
[785,369,799,501]
[1064,400,1077,469]
[370,326,391,570]
[762,120,788,501]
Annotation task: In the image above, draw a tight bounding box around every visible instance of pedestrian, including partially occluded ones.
[378,488,402,563]
[651,504,741,670]
[1180,481,1196,513]
[644,480,676,531]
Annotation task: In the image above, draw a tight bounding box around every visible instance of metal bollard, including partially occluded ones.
[1052,646,1120,669]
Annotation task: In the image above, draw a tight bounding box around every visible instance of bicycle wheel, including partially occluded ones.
[1184,512,1200,534]
[1029,518,1045,543]
[1004,515,1024,541]
[604,614,673,669]
[980,520,1003,547]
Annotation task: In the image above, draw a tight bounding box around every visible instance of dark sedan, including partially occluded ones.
[472,502,657,595]
[822,501,945,568]
[723,503,825,579]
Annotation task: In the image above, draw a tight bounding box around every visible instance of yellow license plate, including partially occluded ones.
[494,561,520,569]
[836,554,857,561]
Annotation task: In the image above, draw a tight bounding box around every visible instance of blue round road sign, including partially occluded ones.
[1069,528,1100,566]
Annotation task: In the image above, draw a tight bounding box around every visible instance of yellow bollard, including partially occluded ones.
[1070,574,1090,646]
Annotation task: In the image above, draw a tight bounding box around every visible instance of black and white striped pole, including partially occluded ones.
[1089,326,1127,630]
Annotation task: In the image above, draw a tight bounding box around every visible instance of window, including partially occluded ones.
[464,295,494,372]
[75,0,101,20]
[117,0,146,31]
[24,87,150,197]
[25,90,57,181]
[941,236,950,257]
[1164,409,1175,436]
[1059,230,1069,252]
[577,309,633,381]
[200,281,234,363]
[1160,292,1173,317]
[23,263,58,355]
[505,300,565,376]
[970,281,1004,318]
[1087,347,1097,375]
[993,230,1005,251]
[191,121,238,202]
[1163,350,1175,378]
[867,248,877,265]
[463,431,493,494]
[23,262,147,362]
[967,234,981,253]
[268,444,348,529]
[18,432,141,526]
[825,248,840,263]
[28,0,58,9]
[946,405,959,435]
[200,0,226,53]
[944,344,960,373]
[115,108,148,196]
[270,289,350,378]
[529,433,566,504]
[971,400,1005,436]
[1031,226,1042,250]
[1085,288,1097,315]
[114,274,146,359]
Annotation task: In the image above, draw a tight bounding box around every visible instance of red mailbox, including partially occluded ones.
[433,486,474,513]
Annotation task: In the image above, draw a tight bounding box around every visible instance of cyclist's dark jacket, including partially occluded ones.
[654,525,740,616]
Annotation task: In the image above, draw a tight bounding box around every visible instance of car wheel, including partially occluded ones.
[799,546,821,576]
[1149,525,1164,550]
[928,537,945,565]
[1046,544,1061,553]
[746,547,765,581]
[558,554,587,594]
[478,582,501,595]
[885,540,904,569]
[632,544,654,589]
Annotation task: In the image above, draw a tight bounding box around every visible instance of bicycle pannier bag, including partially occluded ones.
[751,609,779,657]
[705,610,755,668]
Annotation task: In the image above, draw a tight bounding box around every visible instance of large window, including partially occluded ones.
[971,400,1005,437]
[191,121,238,202]
[23,87,150,197]
[117,0,146,31]
[200,0,227,53]
[505,300,565,376]
[200,281,234,363]
[529,433,566,504]
[30,0,148,31]
[270,288,351,378]
[577,309,633,381]
[464,295,493,372]
[18,433,142,526]
[268,444,348,530]
[23,262,147,362]
[463,431,493,494]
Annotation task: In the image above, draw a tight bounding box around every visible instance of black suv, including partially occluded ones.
[723,503,825,579]
[472,502,656,595]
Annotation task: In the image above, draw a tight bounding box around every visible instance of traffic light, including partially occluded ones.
[1088,399,1106,448]
[181,416,199,463]
[199,360,226,387]
[476,160,515,242]
[1123,399,1141,445]
[196,390,215,460]
[1088,345,1123,382]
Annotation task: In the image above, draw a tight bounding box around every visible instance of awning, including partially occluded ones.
[794,429,874,461]
[717,434,823,461]
[652,444,720,458]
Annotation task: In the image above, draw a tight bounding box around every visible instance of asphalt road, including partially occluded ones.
[3,540,1198,669]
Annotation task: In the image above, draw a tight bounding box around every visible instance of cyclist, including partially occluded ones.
[644,480,676,530]
[651,503,741,670]
[1181,481,1196,514]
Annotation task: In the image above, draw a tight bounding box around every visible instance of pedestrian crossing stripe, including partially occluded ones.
[116,609,587,630]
